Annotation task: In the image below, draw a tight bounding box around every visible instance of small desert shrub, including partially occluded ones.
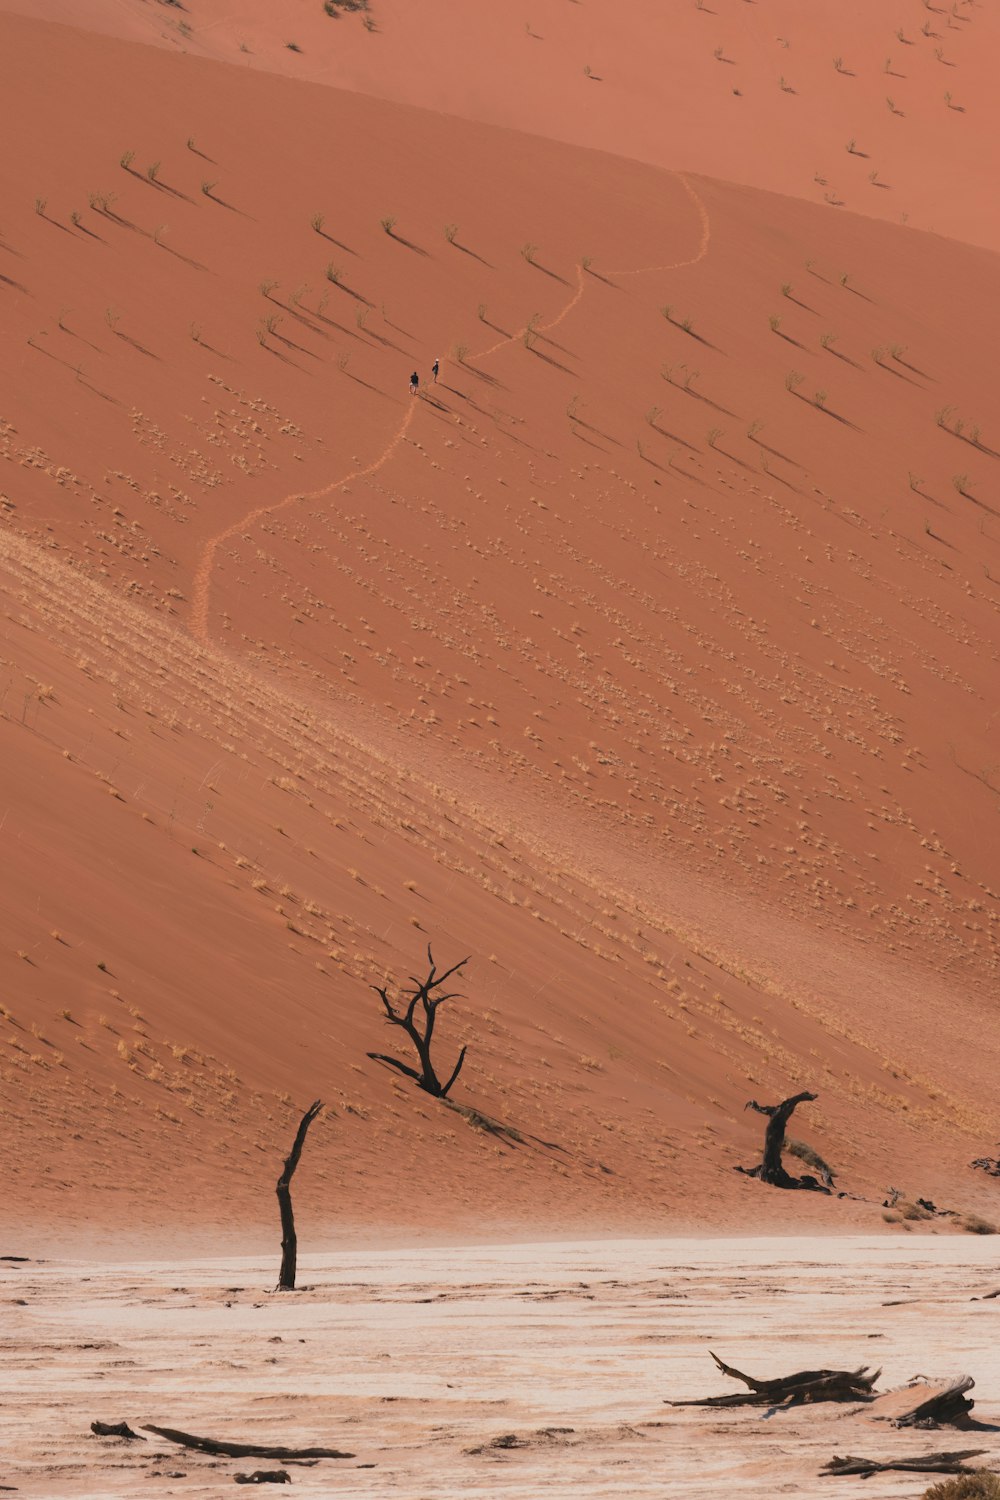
[379,214,396,234]
[924,1474,1000,1500]
[959,1213,997,1236]
[896,1198,933,1221]
[443,222,458,243]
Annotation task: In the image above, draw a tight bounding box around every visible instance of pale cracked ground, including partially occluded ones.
[4,1236,1000,1498]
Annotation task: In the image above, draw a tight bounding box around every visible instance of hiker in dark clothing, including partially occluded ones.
[431,358,439,383]
[409,371,419,396]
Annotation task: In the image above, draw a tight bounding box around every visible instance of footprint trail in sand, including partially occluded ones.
[190,173,710,647]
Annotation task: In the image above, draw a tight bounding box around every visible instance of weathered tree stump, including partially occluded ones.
[735,1091,829,1190]
[868,1375,976,1428]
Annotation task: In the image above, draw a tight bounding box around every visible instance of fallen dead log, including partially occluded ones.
[822,1449,989,1478]
[868,1376,975,1428]
[667,1350,879,1408]
[233,1473,290,1486]
[141,1425,353,1460]
[90,1421,146,1440]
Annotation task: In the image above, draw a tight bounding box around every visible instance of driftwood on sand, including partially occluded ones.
[90,1421,145,1440]
[822,1449,990,1478]
[141,1425,354,1460]
[667,1350,880,1408]
[867,1375,976,1428]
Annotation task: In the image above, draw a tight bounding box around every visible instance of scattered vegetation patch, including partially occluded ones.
[958,1213,997,1236]
[925,1476,1000,1500]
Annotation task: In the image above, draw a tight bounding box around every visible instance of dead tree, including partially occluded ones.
[276,1099,322,1291]
[822,1450,988,1479]
[735,1090,828,1190]
[142,1424,353,1459]
[368,945,470,1099]
[668,1350,880,1408]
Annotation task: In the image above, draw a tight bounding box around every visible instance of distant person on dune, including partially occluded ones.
[431,358,439,383]
[409,371,419,396]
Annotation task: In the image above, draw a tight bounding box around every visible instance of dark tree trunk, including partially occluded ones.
[276,1100,322,1291]
[737,1091,823,1190]
[760,1091,816,1184]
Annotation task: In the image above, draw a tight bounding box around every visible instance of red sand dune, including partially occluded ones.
[8,0,1000,251]
[1,6,999,1252]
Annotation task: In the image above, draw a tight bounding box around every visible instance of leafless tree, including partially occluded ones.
[276,1099,323,1290]
[368,946,470,1098]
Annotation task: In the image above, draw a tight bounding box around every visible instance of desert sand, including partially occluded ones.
[1,2,1000,1488]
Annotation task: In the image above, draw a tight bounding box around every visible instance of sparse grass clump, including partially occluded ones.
[924,1474,1000,1500]
[959,1213,997,1235]
[379,214,396,234]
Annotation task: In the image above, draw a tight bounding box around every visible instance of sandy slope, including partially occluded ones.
[5,1237,1000,1498]
[1,11,1000,1244]
[5,0,999,251]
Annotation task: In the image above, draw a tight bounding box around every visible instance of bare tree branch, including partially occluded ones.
[368,946,471,1098]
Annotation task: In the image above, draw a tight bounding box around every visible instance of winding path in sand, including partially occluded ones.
[189,173,710,647]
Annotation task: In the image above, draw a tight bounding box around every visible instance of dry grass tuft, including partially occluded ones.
[925,1475,1000,1500]
[958,1213,997,1236]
